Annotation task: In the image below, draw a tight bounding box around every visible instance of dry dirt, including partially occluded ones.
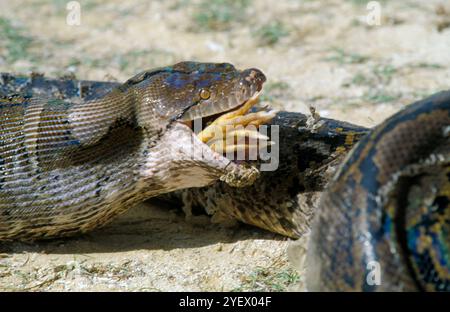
[0,0,449,291]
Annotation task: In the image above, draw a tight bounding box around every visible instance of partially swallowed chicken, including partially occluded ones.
[197,92,278,159]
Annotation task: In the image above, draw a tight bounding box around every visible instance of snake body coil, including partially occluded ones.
[306,91,450,291]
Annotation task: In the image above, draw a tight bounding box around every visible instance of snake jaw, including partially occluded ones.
[138,64,274,190]
[153,70,276,189]
[143,91,276,190]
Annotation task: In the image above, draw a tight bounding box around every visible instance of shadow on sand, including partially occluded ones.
[0,200,284,255]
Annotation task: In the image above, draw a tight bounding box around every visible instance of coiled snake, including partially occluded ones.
[306,92,450,291]
[0,62,449,291]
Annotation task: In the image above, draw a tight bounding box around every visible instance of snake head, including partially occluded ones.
[128,61,265,123]
[130,62,266,190]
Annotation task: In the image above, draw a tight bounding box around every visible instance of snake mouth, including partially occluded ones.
[177,90,277,165]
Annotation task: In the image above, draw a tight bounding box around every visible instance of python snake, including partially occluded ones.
[0,62,265,240]
[0,63,449,291]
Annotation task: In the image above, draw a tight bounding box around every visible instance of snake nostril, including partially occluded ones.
[242,68,266,92]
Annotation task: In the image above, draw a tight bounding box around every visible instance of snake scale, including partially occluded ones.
[1,62,449,291]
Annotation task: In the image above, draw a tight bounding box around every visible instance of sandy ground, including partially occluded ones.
[0,0,450,291]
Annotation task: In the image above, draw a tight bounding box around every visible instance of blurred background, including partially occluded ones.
[0,0,449,291]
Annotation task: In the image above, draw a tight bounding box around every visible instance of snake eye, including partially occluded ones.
[199,89,211,100]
